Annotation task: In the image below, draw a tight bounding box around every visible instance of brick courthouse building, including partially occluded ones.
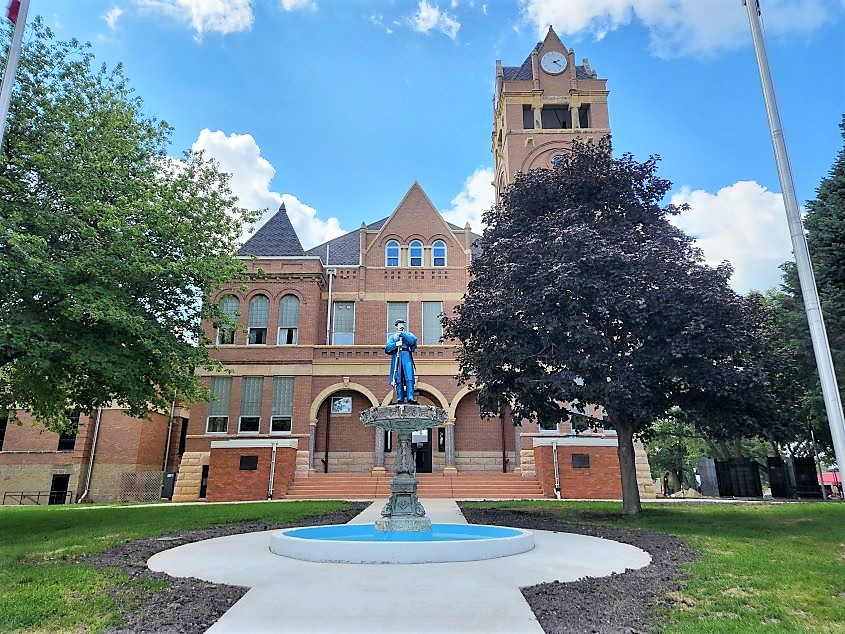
[0,29,654,505]
[172,28,655,503]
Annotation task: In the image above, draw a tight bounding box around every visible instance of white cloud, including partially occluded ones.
[411,0,461,39]
[441,167,495,232]
[281,0,317,11]
[369,14,394,34]
[669,181,793,293]
[134,0,253,38]
[191,129,345,250]
[103,6,124,30]
[520,0,834,58]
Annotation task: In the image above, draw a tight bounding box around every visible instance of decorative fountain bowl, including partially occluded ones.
[359,403,448,432]
[269,523,534,564]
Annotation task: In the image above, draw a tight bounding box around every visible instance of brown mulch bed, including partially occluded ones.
[80,504,369,634]
[80,503,695,634]
[459,505,698,634]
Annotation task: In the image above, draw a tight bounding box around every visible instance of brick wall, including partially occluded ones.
[533,443,622,499]
[206,445,297,502]
[454,397,506,452]
[314,393,374,456]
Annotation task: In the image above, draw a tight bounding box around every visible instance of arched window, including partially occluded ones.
[551,154,566,168]
[385,240,400,267]
[217,295,239,344]
[278,295,300,345]
[247,295,269,344]
[409,240,423,267]
[431,240,447,267]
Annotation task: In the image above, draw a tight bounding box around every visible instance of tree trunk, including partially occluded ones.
[615,420,642,515]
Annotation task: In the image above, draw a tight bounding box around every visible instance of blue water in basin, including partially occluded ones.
[284,523,523,542]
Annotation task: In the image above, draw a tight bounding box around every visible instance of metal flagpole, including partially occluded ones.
[743,0,845,484]
[0,0,29,150]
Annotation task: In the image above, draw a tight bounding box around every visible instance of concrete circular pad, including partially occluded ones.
[148,526,651,632]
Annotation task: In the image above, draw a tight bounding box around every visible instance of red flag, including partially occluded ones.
[6,0,20,24]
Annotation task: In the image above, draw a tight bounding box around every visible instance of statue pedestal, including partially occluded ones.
[375,472,432,531]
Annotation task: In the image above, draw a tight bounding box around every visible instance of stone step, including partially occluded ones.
[284,473,544,500]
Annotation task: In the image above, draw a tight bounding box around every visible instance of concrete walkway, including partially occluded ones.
[148,499,651,633]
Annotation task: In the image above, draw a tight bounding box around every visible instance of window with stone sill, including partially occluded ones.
[271,416,292,433]
[217,294,240,344]
[431,240,447,267]
[409,240,423,267]
[238,416,260,433]
[385,240,400,267]
[206,416,228,433]
[277,295,299,345]
[247,295,269,345]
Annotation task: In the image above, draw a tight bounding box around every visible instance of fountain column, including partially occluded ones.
[361,403,447,531]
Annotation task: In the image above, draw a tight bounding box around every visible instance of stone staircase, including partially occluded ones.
[284,471,545,500]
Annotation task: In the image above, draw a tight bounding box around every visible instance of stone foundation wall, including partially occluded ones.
[320,451,373,473]
[454,451,516,472]
[295,450,311,476]
[634,441,657,498]
[172,451,209,502]
[0,463,82,504]
[519,449,536,477]
[83,463,162,503]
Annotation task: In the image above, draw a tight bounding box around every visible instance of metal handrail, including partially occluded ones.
[2,490,73,505]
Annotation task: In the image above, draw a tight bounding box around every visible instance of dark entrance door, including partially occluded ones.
[199,465,210,498]
[49,474,70,505]
[414,429,432,473]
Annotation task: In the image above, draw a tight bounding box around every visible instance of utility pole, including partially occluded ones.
[0,0,29,149]
[743,0,845,486]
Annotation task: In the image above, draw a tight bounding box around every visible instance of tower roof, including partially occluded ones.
[238,203,305,257]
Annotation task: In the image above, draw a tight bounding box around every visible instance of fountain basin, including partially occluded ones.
[270,523,534,564]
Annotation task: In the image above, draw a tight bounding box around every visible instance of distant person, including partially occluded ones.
[663,472,671,497]
[385,319,418,404]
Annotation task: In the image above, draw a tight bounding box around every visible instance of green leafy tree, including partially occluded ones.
[646,408,707,492]
[444,138,767,514]
[0,20,257,430]
[778,115,845,452]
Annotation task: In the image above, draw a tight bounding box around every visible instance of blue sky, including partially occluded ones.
[21,0,845,293]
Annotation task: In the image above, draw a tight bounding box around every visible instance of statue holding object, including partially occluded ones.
[385,318,418,404]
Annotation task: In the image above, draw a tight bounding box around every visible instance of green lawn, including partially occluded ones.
[2,501,843,633]
[465,500,845,633]
[0,500,353,633]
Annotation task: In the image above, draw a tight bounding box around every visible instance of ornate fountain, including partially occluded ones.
[360,403,447,531]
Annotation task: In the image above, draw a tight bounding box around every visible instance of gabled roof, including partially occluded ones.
[306,218,388,265]
[502,28,599,81]
[502,48,598,81]
[238,203,305,257]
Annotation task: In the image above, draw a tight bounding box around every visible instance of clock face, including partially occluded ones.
[541,51,566,75]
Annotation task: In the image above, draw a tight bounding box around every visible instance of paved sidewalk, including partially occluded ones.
[148,500,651,633]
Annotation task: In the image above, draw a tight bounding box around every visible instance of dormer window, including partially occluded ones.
[385,240,400,267]
[409,240,423,267]
[432,240,447,267]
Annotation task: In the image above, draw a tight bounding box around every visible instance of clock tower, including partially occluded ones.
[492,26,610,198]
